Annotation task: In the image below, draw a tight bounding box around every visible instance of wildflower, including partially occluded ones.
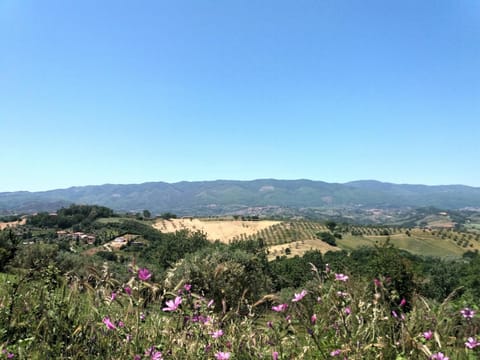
[272,351,279,360]
[272,303,288,312]
[134,356,141,360]
[184,283,192,292]
[285,315,291,322]
[215,352,230,360]
[163,296,182,312]
[102,317,116,330]
[423,330,433,340]
[460,307,475,319]
[140,312,146,321]
[207,299,215,308]
[210,329,224,339]
[391,310,398,318]
[138,268,152,281]
[344,307,351,315]
[110,292,117,301]
[126,334,132,342]
[335,273,349,281]
[118,320,125,328]
[465,337,480,349]
[2,350,14,359]
[145,346,163,360]
[124,286,132,295]
[330,349,341,356]
[151,351,163,360]
[430,352,449,360]
[292,289,307,302]
[399,298,406,307]
[373,278,381,287]
[311,314,317,324]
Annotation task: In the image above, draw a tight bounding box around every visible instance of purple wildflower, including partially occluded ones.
[102,317,116,330]
[430,352,449,360]
[210,329,224,339]
[124,286,132,295]
[272,351,279,360]
[138,268,152,281]
[311,314,317,324]
[330,349,341,356]
[335,273,349,281]
[460,307,475,319]
[163,296,182,312]
[465,337,480,349]
[215,352,230,360]
[272,303,288,312]
[423,330,433,340]
[292,289,307,302]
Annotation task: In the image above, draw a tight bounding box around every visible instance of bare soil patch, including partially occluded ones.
[153,218,281,243]
[267,239,341,260]
[0,218,26,230]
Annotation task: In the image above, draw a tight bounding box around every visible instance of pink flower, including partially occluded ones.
[215,352,230,360]
[124,286,132,295]
[465,337,480,349]
[118,320,125,328]
[184,283,192,292]
[335,273,349,281]
[207,299,215,308]
[391,310,398,318]
[272,351,279,360]
[344,307,351,315]
[163,296,182,311]
[210,329,224,339]
[102,317,116,330]
[460,307,475,319]
[140,312,146,321]
[138,268,152,281]
[330,349,341,356]
[110,292,117,301]
[423,330,433,340]
[272,303,288,312]
[145,346,163,360]
[430,352,449,360]
[399,298,406,307]
[311,313,317,324]
[373,278,381,287]
[292,289,307,302]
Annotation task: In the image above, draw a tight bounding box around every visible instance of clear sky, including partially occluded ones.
[1,0,479,192]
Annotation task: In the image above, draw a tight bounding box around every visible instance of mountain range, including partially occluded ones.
[1,179,480,216]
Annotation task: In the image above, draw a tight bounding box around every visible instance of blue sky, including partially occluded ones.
[1,0,479,192]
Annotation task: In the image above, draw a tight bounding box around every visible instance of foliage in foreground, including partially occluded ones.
[0,260,478,359]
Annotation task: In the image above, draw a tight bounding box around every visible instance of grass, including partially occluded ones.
[338,231,468,259]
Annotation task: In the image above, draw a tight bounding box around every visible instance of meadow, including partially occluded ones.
[0,206,479,359]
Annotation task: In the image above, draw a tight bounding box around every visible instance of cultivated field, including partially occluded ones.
[0,218,26,230]
[153,218,281,243]
[152,219,479,259]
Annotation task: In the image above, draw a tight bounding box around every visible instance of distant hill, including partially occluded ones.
[1,179,480,215]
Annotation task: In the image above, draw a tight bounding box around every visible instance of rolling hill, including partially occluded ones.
[2,179,480,216]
